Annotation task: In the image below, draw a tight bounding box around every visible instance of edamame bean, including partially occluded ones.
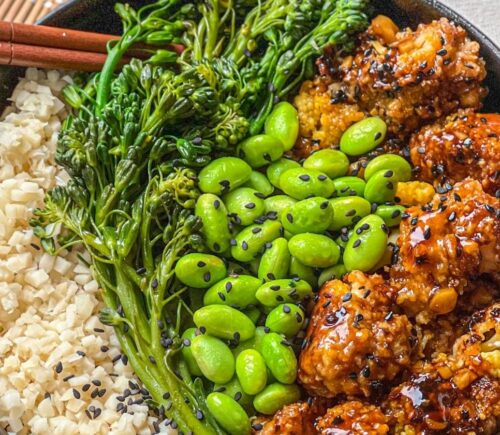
[318,264,348,287]
[191,335,235,384]
[224,187,266,226]
[265,102,299,151]
[231,219,283,262]
[175,253,227,288]
[194,305,256,341]
[253,383,301,415]
[343,214,388,272]
[260,332,297,384]
[266,158,301,189]
[244,171,275,197]
[340,117,387,156]
[364,154,412,182]
[226,261,251,276]
[282,197,333,234]
[364,170,399,203]
[239,135,284,168]
[206,392,251,435]
[258,238,291,281]
[198,157,252,194]
[181,328,202,376]
[288,234,340,268]
[256,278,313,307]
[242,306,262,325]
[303,149,349,179]
[329,196,371,231]
[195,193,231,253]
[279,168,334,200]
[236,349,268,395]
[203,275,261,308]
[332,176,366,197]
[372,229,400,270]
[289,257,317,288]
[374,204,406,227]
[213,377,254,412]
[265,304,304,337]
[264,195,297,219]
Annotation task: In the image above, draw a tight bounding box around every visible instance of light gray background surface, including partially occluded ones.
[442,0,500,46]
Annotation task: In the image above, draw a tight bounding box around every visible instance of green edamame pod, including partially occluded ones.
[288,233,340,268]
[203,275,261,308]
[289,257,317,288]
[194,305,256,341]
[198,157,252,194]
[236,349,268,395]
[191,335,235,384]
[364,154,412,182]
[206,392,251,435]
[231,219,283,262]
[175,253,227,288]
[256,278,312,308]
[265,304,305,337]
[318,264,348,287]
[266,158,301,189]
[244,171,275,197]
[195,193,231,253]
[253,383,301,415]
[331,176,366,197]
[303,149,349,179]
[258,238,291,281]
[213,377,254,412]
[264,195,297,219]
[282,197,333,234]
[265,102,299,151]
[340,117,387,156]
[344,214,388,272]
[279,168,334,200]
[374,204,406,227]
[364,170,399,203]
[260,333,297,384]
[224,187,266,226]
[329,196,371,231]
[181,328,202,376]
[239,134,284,168]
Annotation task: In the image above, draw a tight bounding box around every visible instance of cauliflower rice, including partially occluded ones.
[0,69,169,434]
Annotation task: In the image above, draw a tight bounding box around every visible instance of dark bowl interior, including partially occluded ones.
[1,0,499,112]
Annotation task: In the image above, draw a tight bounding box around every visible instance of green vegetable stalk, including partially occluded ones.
[33,0,371,432]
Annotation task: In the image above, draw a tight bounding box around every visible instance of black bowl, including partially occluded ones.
[1,0,499,112]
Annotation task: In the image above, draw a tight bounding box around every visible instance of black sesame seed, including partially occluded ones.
[423,227,431,240]
[286,213,293,223]
[245,202,256,209]
[55,362,63,373]
[270,285,280,291]
[93,328,104,333]
[391,209,401,218]
[363,289,371,298]
[283,305,291,314]
[91,379,101,386]
[362,366,371,378]
[197,261,206,268]
[318,174,328,181]
[241,241,248,251]
[225,282,233,292]
[352,239,361,248]
[230,238,237,246]
[213,200,220,209]
[342,293,352,302]
[386,181,394,190]
[72,389,81,399]
[252,423,263,430]
[345,209,356,217]
[151,279,158,289]
[320,201,329,209]
[299,174,310,181]
[136,267,146,275]
[333,416,344,425]
[252,227,262,234]
[437,48,447,56]
[267,272,276,280]
[417,146,426,154]
[218,291,226,301]
[203,272,211,282]
[374,132,382,141]
[234,392,242,401]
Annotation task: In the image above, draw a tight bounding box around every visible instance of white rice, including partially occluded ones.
[0,69,168,434]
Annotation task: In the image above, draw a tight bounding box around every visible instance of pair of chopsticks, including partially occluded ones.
[0,21,183,71]
[0,0,60,25]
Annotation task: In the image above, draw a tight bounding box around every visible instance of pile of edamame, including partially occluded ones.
[174,103,412,433]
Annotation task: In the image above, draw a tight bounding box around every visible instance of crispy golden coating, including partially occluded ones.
[253,400,328,435]
[316,401,390,434]
[410,110,500,195]
[337,16,487,137]
[391,179,499,323]
[298,271,416,398]
[384,357,500,434]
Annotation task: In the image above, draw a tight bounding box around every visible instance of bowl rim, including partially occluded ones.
[41,0,499,53]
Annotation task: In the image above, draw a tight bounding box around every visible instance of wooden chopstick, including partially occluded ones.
[0,21,184,71]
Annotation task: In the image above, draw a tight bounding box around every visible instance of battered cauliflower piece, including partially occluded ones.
[253,400,328,435]
[410,110,500,195]
[298,271,416,398]
[384,356,500,434]
[316,401,390,434]
[391,179,499,323]
[396,181,435,207]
